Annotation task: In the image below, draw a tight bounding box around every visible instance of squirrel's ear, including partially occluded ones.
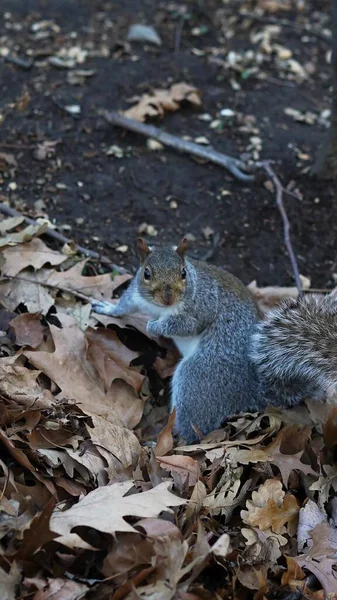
[176,237,188,258]
[137,238,150,263]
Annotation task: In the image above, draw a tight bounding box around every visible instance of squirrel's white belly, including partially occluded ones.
[173,335,201,358]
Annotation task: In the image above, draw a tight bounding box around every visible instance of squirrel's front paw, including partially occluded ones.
[91,300,117,316]
[146,319,163,336]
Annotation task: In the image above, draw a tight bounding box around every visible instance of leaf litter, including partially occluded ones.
[0,222,336,599]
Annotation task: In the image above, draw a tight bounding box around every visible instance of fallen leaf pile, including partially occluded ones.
[123,82,201,122]
[0,218,337,599]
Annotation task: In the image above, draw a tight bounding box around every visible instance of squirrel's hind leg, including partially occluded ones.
[171,357,227,444]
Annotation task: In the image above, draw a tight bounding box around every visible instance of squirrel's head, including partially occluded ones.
[137,237,188,307]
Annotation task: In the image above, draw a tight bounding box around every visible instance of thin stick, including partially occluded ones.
[101,110,255,181]
[260,161,303,297]
[0,202,127,274]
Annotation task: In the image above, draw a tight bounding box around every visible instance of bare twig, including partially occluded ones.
[101,110,255,182]
[259,161,303,298]
[0,201,127,274]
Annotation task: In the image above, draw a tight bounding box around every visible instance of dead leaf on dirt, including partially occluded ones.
[1,237,67,276]
[0,216,25,233]
[0,223,49,248]
[47,260,131,300]
[123,82,201,122]
[50,481,186,548]
[9,313,45,348]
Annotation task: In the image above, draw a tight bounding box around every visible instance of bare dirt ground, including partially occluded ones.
[0,0,336,287]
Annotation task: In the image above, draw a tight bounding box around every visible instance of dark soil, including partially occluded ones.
[0,0,336,287]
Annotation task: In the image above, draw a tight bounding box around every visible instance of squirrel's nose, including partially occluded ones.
[162,286,174,305]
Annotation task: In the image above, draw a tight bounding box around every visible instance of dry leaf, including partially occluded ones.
[156,454,200,487]
[0,223,49,249]
[123,82,201,122]
[23,314,129,425]
[23,577,88,600]
[0,563,21,600]
[248,278,310,312]
[154,408,176,456]
[0,268,55,314]
[50,481,186,548]
[294,522,337,596]
[9,313,45,348]
[86,327,144,392]
[47,260,131,300]
[185,480,207,520]
[1,238,66,277]
[242,479,299,536]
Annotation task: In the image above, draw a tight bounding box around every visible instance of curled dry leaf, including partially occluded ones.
[0,355,54,409]
[86,327,144,392]
[0,268,55,314]
[9,312,45,348]
[0,216,25,233]
[0,222,49,249]
[294,522,337,596]
[47,259,131,300]
[297,499,327,552]
[185,480,207,520]
[154,408,176,457]
[50,481,186,548]
[123,82,201,122]
[156,454,200,487]
[86,413,141,471]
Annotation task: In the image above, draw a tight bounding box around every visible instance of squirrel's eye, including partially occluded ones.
[181,267,187,280]
[144,267,151,281]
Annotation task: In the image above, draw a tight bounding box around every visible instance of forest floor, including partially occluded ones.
[0,0,336,288]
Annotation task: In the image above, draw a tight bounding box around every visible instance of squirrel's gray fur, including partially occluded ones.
[92,241,337,443]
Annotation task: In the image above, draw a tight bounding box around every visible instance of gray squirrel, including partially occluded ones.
[92,238,337,443]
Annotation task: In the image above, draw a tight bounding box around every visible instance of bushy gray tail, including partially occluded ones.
[251,292,337,401]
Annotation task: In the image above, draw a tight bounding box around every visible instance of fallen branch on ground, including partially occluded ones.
[101,109,255,181]
[0,201,127,274]
[102,110,302,295]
